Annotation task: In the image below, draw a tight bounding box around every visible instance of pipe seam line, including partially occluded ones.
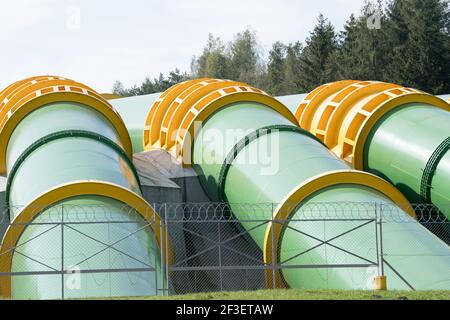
[4,129,144,215]
[420,136,450,204]
[217,124,326,203]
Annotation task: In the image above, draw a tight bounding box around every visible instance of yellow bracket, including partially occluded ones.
[144,79,298,166]
[143,78,208,148]
[0,180,173,299]
[160,80,245,149]
[296,80,358,131]
[0,77,133,173]
[295,81,450,168]
[353,93,450,170]
[262,170,415,289]
[0,75,95,105]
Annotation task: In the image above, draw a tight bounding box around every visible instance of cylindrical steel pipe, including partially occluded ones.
[293,81,450,219]
[0,76,168,299]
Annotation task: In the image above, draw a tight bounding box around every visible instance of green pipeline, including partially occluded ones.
[4,102,163,299]
[192,102,450,290]
[365,103,450,219]
[110,93,161,153]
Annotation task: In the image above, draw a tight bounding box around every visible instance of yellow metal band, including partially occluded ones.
[353,93,450,170]
[0,76,83,105]
[143,78,208,148]
[160,80,245,149]
[294,81,450,167]
[262,170,415,289]
[321,82,400,148]
[176,88,298,166]
[0,180,172,299]
[0,90,133,174]
[0,78,107,127]
[296,80,358,130]
[143,79,298,166]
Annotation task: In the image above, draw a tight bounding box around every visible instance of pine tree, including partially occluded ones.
[267,42,287,95]
[167,69,190,86]
[298,14,339,91]
[284,42,305,93]
[335,14,360,79]
[336,1,391,81]
[139,78,157,94]
[386,0,450,93]
[113,1,450,97]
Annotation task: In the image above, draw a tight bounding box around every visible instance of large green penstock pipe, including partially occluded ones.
[366,103,450,217]
[0,76,167,299]
[292,81,450,219]
[115,78,450,290]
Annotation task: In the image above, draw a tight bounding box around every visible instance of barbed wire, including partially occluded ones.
[0,202,449,224]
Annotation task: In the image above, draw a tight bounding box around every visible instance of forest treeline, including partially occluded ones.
[113,0,450,97]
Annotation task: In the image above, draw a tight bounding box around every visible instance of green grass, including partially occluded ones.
[122,289,450,300]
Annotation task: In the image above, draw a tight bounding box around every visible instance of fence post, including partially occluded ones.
[159,205,165,296]
[61,204,65,300]
[374,202,386,290]
[374,202,380,273]
[164,203,169,297]
[151,206,158,296]
[271,203,276,289]
[218,220,223,292]
[378,203,385,276]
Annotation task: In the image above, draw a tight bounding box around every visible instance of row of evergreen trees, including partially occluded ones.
[113,0,450,97]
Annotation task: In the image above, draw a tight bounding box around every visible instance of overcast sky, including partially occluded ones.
[0,0,364,93]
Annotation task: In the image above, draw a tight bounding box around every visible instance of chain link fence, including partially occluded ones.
[0,202,449,299]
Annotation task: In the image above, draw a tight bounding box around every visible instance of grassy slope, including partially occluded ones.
[127,289,450,300]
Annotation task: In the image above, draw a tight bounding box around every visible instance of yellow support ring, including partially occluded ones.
[161,80,245,149]
[0,76,82,104]
[262,170,415,289]
[143,78,208,148]
[0,180,172,299]
[322,82,400,148]
[158,79,226,147]
[296,80,358,130]
[0,79,104,125]
[0,91,133,174]
[353,93,450,170]
[174,90,298,166]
